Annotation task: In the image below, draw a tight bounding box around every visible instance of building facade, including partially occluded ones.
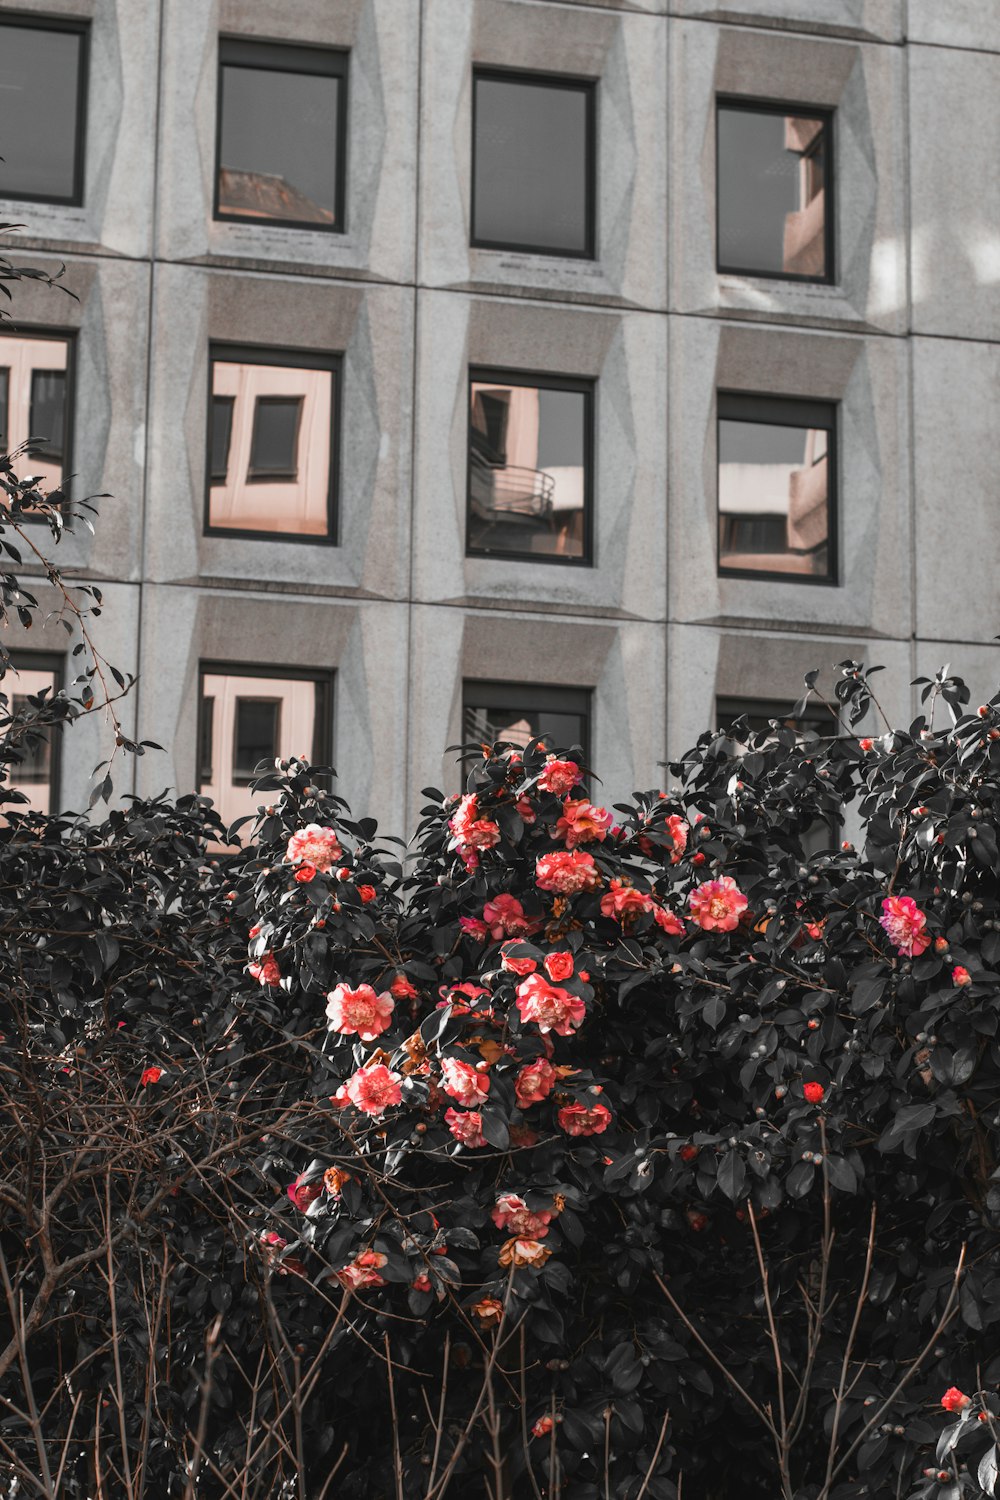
[1,0,998,835]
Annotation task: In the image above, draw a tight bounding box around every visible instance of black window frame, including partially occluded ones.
[214,37,349,234]
[0,14,89,208]
[716,389,838,588]
[196,661,335,799]
[204,343,341,546]
[209,394,235,483]
[7,650,64,810]
[715,96,835,287]
[470,66,598,261]
[466,366,596,568]
[0,327,76,499]
[462,679,592,766]
[716,695,833,742]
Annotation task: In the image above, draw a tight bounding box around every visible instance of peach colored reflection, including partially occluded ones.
[201,672,316,830]
[0,335,68,494]
[7,667,57,814]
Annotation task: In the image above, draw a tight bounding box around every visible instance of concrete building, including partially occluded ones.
[1,0,997,836]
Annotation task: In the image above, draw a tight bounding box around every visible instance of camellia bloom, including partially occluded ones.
[544,951,574,982]
[336,1249,387,1292]
[449,794,501,855]
[600,879,652,924]
[323,1166,351,1195]
[803,1081,825,1104]
[440,1056,491,1107]
[665,813,689,863]
[294,863,317,884]
[336,1062,403,1117]
[140,1066,162,1087]
[492,1193,554,1238]
[879,895,931,958]
[390,974,418,1000]
[538,757,581,796]
[532,1415,555,1438]
[535,849,600,894]
[953,965,972,986]
[459,916,489,941]
[689,876,748,933]
[326,982,395,1041]
[558,1101,612,1136]
[444,1107,486,1148]
[358,885,377,904]
[473,1297,504,1327]
[941,1388,972,1414]
[259,1230,307,1279]
[248,952,281,987]
[516,973,586,1036]
[515,796,536,825]
[515,1058,558,1108]
[652,905,685,937]
[482,893,542,941]
[498,1237,551,1269]
[501,943,537,977]
[287,1176,323,1212]
[554,798,613,849]
[285,823,342,873]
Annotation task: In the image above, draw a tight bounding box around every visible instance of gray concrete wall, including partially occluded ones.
[2,0,997,834]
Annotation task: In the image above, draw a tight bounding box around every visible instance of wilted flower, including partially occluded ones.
[326,982,395,1041]
[535,850,600,894]
[390,974,418,999]
[557,1101,612,1136]
[323,1166,352,1195]
[497,1237,551,1268]
[689,876,748,933]
[440,1057,491,1107]
[492,1193,554,1238]
[516,973,586,1036]
[473,1297,505,1327]
[459,916,489,941]
[287,1176,323,1212]
[336,1063,403,1117]
[444,1108,486,1148]
[336,1249,387,1291]
[515,1058,558,1108]
[286,824,342,872]
[482,893,542,941]
[879,895,930,957]
[553,798,613,849]
[652,905,685,936]
[665,813,689,863]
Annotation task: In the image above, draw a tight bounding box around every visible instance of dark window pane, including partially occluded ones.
[0,25,83,202]
[468,377,590,562]
[0,368,8,451]
[28,371,66,462]
[718,105,830,280]
[473,75,592,256]
[463,681,590,762]
[10,694,52,783]
[218,52,341,226]
[210,395,234,482]
[718,396,833,580]
[200,697,215,782]
[233,698,281,782]
[248,396,301,479]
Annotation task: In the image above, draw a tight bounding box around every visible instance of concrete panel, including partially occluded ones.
[410,290,668,621]
[908,2,1000,53]
[3,252,150,584]
[405,603,666,829]
[672,1,902,43]
[134,586,409,835]
[910,45,1000,341]
[419,0,668,310]
[156,0,419,283]
[669,22,908,333]
[142,264,414,599]
[0,0,158,258]
[667,316,911,637]
[913,337,1000,643]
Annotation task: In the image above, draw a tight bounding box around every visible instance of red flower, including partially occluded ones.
[440,1057,490,1107]
[482,893,541,941]
[599,879,652,924]
[941,1388,972,1414]
[557,1101,612,1136]
[358,884,377,904]
[652,904,685,936]
[538,757,581,796]
[335,1062,403,1117]
[665,813,689,863]
[803,1082,825,1104]
[412,1273,432,1292]
[140,1066,162,1087]
[879,895,930,958]
[248,952,281,987]
[553,798,613,849]
[294,863,317,884]
[459,916,490,941]
[390,974,417,999]
[535,850,599,894]
[679,1144,698,1162]
[544,951,574,982]
[532,1415,555,1438]
[952,965,972,986]
[501,942,537,977]
[516,973,586,1036]
[287,1176,323,1212]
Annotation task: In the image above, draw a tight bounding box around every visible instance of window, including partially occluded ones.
[0,334,73,495]
[198,665,332,829]
[5,654,62,815]
[717,393,836,583]
[206,347,338,539]
[0,18,87,205]
[216,39,347,230]
[717,101,833,282]
[463,681,590,763]
[471,70,595,258]
[715,696,839,855]
[468,371,593,563]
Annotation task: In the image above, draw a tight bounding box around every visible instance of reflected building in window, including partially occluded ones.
[468,373,591,562]
[463,680,590,762]
[718,393,835,582]
[0,334,72,496]
[717,102,832,282]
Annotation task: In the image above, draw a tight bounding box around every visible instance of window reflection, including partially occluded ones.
[0,21,85,204]
[0,335,71,494]
[717,104,831,281]
[207,353,335,537]
[6,659,61,815]
[718,394,834,581]
[217,41,346,229]
[199,669,330,829]
[463,680,590,762]
[468,376,590,562]
[472,72,594,257]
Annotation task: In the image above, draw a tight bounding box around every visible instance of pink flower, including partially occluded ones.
[337,1063,403,1117]
[492,1193,553,1238]
[952,965,972,986]
[652,905,685,937]
[515,973,586,1036]
[689,876,748,933]
[286,824,342,873]
[879,895,931,958]
[516,796,536,825]
[259,1230,307,1279]
[482,893,542,941]
[287,1176,323,1212]
[544,951,574,982]
[140,1066,162,1087]
[535,850,600,894]
[554,798,613,849]
[599,879,652,924]
[538,758,581,796]
[558,1101,612,1136]
[515,1058,558,1108]
[390,974,418,999]
[326,983,395,1041]
[440,1057,491,1106]
[501,943,537,977]
[445,1108,486,1148]
[460,916,489,941]
[449,794,501,855]
[248,952,281,987]
[665,814,689,864]
[336,1249,387,1291]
